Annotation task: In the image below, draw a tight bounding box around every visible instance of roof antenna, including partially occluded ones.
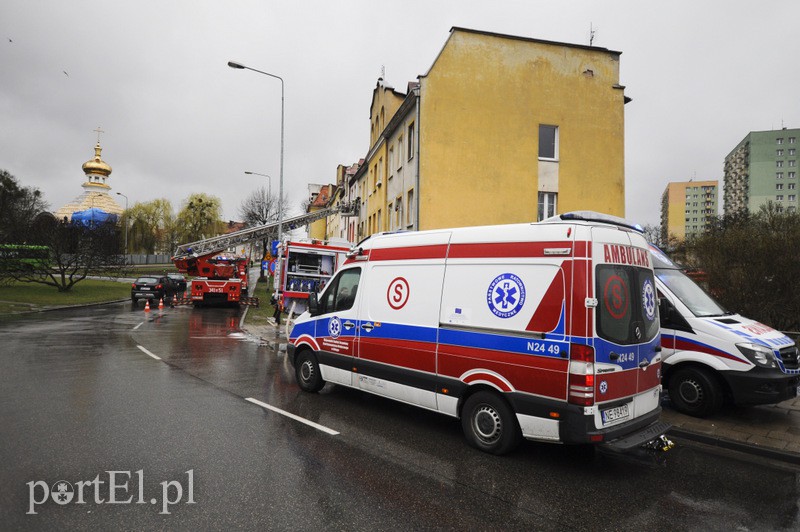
[589,23,596,46]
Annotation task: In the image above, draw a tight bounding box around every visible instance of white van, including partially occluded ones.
[288,212,670,454]
[651,245,800,417]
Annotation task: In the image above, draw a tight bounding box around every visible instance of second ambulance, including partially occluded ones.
[651,245,799,417]
[288,212,670,454]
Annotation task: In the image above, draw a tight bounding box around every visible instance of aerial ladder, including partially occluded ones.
[171,202,357,307]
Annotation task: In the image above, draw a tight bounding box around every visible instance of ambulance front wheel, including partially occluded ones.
[668,366,723,417]
[461,391,522,455]
[295,350,325,393]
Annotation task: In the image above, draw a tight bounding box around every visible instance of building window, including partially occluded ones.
[406,189,414,227]
[397,136,404,167]
[790,137,796,144]
[407,124,415,161]
[777,195,784,201]
[388,147,394,178]
[790,160,796,167]
[777,161,784,168]
[790,172,797,179]
[778,149,784,156]
[790,149,796,156]
[538,192,557,221]
[790,195,797,202]
[395,197,402,228]
[538,125,558,160]
[777,184,784,190]
[789,183,796,190]
[777,138,784,145]
[777,172,784,179]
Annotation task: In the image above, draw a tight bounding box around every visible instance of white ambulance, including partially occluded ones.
[650,245,800,417]
[288,212,670,454]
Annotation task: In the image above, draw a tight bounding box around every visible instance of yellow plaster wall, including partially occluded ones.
[418,30,626,230]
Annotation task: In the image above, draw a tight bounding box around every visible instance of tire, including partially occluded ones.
[668,367,724,417]
[295,350,325,393]
[461,391,522,455]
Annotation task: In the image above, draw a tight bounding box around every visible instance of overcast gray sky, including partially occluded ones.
[2,0,798,228]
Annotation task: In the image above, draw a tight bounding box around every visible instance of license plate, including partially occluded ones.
[140,287,150,290]
[209,287,223,293]
[601,404,630,425]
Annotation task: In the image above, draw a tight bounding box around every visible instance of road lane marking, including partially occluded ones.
[136,345,161,360]
[245,397,340,435]
[133,322,144,330]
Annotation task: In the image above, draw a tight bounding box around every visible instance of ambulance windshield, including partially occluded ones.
[655,268,729,318]
[596,265,659,345]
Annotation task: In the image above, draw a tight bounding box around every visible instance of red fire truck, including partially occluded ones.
[173,252,254,306]
[171,203,358,308]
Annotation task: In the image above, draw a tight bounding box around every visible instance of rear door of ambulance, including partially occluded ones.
[591,227,661,427]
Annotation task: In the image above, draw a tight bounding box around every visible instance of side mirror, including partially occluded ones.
[308,292,319,316]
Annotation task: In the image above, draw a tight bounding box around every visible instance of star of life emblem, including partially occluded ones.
[487,273,526,319]
[328,316,342,339]
[642,279,656,321]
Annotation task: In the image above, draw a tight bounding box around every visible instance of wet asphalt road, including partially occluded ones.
[1,302,799,531]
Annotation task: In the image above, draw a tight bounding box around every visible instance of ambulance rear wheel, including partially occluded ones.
[295,350,325,393]
[461,391,521,455]
[668,367,723,417]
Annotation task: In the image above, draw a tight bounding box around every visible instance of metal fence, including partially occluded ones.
[126,254,171,265]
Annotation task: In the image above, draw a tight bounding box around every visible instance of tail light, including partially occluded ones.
[568,343,595,406]
[131,283,136,288]
[156,284,163,290]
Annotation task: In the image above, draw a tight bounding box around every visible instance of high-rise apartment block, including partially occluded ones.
[724,128,799,215]
[661,180,718,241]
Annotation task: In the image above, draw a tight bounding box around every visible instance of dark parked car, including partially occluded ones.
[131,276,174,304]
[167,273,187,294]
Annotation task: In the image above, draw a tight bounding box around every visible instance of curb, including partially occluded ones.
[667,426,800,466]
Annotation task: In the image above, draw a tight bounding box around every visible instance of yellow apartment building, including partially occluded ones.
[345,27,630,240]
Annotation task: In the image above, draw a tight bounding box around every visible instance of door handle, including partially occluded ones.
[361,323,374,332]
[609,352,619,361]
[343,321,355,330]
[639,358,650,368]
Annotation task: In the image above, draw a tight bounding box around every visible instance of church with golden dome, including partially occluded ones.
[54,131,124,222]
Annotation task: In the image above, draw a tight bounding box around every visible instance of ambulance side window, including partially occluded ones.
[319,268,361,314]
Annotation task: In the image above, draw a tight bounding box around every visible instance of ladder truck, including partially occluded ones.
[171,202,357,307]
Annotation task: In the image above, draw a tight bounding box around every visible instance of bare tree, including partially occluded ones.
[238,186,282,262]
[12,216,126,292]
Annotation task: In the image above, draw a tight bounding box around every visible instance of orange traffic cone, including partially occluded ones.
[144,300,151,312]
[172,294,178,306]
[158,298,164,310]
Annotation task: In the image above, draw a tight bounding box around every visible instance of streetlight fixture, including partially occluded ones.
[244,171,272,198]
[116,192,129,255]
[228,60,285,249]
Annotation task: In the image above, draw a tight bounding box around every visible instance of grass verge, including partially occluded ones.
[0,279,131,316]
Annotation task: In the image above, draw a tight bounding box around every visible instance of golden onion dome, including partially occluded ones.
[82,142,112,177]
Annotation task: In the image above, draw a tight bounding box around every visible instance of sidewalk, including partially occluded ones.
[241,317,800,465]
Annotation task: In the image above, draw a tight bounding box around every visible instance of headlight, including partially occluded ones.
[736,342,777,368]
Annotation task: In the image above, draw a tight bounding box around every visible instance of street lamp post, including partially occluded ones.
[228,61,285,249]
[244,171,272,198]
[116,192,129,255]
